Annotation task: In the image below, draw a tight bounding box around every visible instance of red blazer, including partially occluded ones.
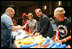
[22,19,29,32]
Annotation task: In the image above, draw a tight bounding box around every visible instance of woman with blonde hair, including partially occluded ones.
[54,7,71,47]
[23,13,37,33]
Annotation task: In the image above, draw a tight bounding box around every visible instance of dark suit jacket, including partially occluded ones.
[37,14,55,38]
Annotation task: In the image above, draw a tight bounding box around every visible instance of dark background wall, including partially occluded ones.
[1,1,71,18]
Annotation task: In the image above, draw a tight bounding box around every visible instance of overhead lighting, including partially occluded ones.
[58,1,62,6]
[44,5,47,10]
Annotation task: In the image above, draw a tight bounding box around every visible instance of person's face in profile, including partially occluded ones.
[10,10,15,18]
[54,12,60,20]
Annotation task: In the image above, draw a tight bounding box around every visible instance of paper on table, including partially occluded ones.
[12,30,28,40]
[15,34,27,40]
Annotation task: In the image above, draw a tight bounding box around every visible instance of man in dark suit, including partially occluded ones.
[34,8,55,38]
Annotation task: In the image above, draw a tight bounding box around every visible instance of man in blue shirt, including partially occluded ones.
[1,7,22,48]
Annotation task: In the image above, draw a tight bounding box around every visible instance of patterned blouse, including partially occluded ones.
[23,19,37,33]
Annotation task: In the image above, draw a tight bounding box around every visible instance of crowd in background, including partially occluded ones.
[11,14,71,31]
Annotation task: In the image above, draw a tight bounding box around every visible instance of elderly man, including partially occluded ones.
[54,7,71,47]
[34,8,55,38]
[1,7,22,48]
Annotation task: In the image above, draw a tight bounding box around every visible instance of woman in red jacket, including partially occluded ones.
[22,13,29,32]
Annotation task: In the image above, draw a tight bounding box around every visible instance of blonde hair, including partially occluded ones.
[54,7,65,15]
[28,13,33,17]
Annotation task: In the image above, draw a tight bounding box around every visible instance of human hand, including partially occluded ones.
[32,33,40,37]
[22,27,25,30]
[66,45,71,48]
[35,33,40,35]
[59,39,66,43]
[17,26,22,30]
[55,37,59,42]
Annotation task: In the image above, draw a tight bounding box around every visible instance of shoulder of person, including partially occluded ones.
[54,18,59,24]
[65,18,71,23]
[42,14,49,19]
[33,19,37,22]
[54,18,58,22]
[1,13,11,20]
[43,14,47,17]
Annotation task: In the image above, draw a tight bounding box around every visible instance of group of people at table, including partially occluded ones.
[1,7,71,48]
